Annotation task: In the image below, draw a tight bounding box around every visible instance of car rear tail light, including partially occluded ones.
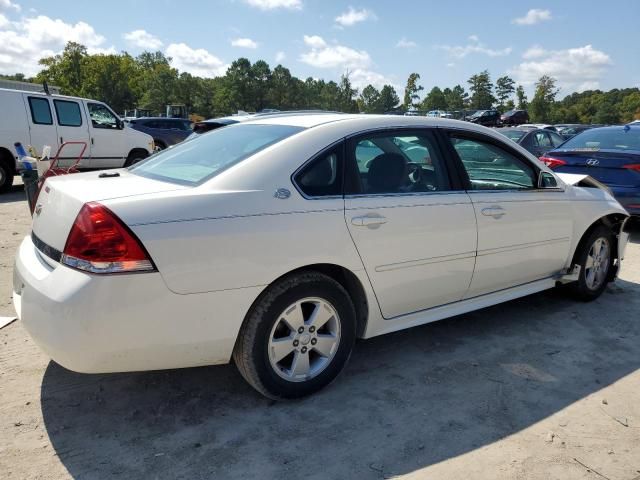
[62,202,155,274]
[539,156,567,169]
[622,164,640,172]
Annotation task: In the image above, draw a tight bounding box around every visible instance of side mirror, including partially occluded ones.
[117,119,124,130]
[538,171,558,189]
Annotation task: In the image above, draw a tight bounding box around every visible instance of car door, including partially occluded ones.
[23,95,60,157]
[86,101,126,168]
[51,98,90,168]
[343,129,477,319]
[444,130,573,298]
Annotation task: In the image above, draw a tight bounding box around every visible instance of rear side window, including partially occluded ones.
[28,97,53,125]
[449,135,536,190]
[130,123,304,186]
[54,100,82,127]
[295,145,342,197]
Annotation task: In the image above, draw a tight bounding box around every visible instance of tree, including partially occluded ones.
[251,60,272,111]
[495,75,515,112]
[444,84,467,110]
[336,73,358,112]
[515,85,528,110]
[529,75,559,123]
[37,42,89,95]
[377,85,400,112]
[403,73,423,110]
[358,84,381,113]
[620,91,640,122]
[421,86,447,111]
[467,70,495,109]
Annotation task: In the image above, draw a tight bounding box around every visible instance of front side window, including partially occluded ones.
[347,131,451,195]
[28,97,53,125]
[54,100,82,127]
[130,123,304,186]
[449,135,536,190]
[295,145,342,197]
[88,103,118,129]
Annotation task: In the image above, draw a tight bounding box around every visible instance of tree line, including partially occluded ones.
[2,41,639,124]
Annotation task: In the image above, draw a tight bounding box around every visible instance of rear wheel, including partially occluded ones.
[0,158,14,193]
[567,226,614,301]
[233,272,356,400]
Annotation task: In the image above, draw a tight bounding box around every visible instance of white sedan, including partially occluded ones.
[13,114,631,399]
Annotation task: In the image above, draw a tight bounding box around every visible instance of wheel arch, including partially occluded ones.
[570,213,628,278]
[247,263,370,339]
[125,148,149,166]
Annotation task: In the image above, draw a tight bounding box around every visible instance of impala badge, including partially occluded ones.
[274,188,291,199]
[34,204,43,215]
[586,159,600,166]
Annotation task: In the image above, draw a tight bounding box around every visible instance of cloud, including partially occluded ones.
[0,14,107,76]
[349,68,395,90]
[509,44,612,92]
[165,43,228,77]
[512,9,552,26]
[0,13,8,28]
[396,38,417,49]
[334,7,376,27]
[275,51,286,62]
[0,0,20,12]
[242,0,301,10]
[300,35,370,69]
[87,46,118,55]
[231,37,258,49]
[123,29,163,50]
[437,36,512,58]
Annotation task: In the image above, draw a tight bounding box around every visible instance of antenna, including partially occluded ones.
[43,81,50,95]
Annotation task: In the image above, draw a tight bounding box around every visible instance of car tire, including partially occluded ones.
[0,159,14,193]
[233,271,357,400]
[567,225,614,301]
[124,150,148,167]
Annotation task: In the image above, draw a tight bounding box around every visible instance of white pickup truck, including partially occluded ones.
[0,88,154,192]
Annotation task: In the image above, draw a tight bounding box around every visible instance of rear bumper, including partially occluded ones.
[13,235,264,373]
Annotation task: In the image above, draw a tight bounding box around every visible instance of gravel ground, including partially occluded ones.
[1,184,639,480]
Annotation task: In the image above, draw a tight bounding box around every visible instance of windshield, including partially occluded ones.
[499,130,526,142]
[470,111,485,118]
[559,127,640,152]
[130,123,304,185]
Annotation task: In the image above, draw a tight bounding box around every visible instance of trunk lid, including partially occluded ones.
[32,169,187,252]
[549,149,640,187]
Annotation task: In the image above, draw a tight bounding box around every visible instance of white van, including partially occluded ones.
[0,88,154,192]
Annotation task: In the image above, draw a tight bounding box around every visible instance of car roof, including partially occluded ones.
[134,117,190,121]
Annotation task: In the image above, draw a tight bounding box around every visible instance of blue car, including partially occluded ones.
[541,124,640,215]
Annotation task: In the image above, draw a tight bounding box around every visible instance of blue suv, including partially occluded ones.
[127,117,192,150]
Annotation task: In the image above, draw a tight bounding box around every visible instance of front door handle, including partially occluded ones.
[481,206,506,219]
[351,215,388,228]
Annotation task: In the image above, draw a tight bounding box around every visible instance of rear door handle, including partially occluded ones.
[351,215,388,228]
[481,206,506,219]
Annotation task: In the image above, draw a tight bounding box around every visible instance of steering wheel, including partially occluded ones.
[407,162,422,184]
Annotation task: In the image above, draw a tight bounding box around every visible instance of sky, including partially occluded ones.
[0,0,638,99]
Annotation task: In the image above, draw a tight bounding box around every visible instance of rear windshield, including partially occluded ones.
[499,130,526,142]
[130,123,304,185]
[559,128,640,152]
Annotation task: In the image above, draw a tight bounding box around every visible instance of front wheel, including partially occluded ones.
[567,226,614,301]
[233,272,356,400]
[0,160,14,193]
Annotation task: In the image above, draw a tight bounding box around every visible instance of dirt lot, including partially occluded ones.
[1,183,639,480]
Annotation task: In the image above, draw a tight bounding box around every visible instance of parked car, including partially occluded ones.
[187,115,251,140]
[126,117,193,150]
[468,109,500,126]
[541,124,640,215]
[519,123,555,130]
[426,110,452,118]
[500,109,529,126]
[0,88,154,193]
[14,114,631,399]
[498,128,566,157]
[554,124,600,140]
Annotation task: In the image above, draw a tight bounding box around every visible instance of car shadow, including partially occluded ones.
[40,279,640,479]
[0,184,26,204]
